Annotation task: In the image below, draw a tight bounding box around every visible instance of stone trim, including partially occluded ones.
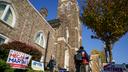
[27,0,55,32]
[57,37,66,42]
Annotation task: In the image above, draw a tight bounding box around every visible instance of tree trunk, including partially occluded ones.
[105,42,113,62]
[108,43,112,62]
[104,48,108,63]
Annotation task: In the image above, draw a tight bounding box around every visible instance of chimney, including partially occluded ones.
[40,8,48,18]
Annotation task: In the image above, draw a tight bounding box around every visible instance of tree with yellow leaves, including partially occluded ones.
[81,0,128,62]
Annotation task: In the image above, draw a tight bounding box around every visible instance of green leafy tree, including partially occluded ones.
[81,0,128,62]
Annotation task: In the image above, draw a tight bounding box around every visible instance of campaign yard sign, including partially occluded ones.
[31,60,44,71]
[6,49,32,69]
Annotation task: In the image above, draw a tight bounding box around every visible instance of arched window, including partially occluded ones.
[35,32,46,48]
[0,34,8,45]
[0,2,15,27]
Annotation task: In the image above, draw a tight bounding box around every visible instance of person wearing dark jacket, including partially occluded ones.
[47,56,56,72]
[74,46,90,72]
[74,50,81,72]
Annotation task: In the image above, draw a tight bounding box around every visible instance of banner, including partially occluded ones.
[6,49,32,69]
[31,60,44,71]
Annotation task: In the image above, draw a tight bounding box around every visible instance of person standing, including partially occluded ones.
[47,55,56,72]
[74,50,82,72]
[80,46,90,72]
[74,46,90,72]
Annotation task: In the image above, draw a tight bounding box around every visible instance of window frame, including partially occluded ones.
[34,31,46,48]
[0,34,9,44]
[0,2,16,27]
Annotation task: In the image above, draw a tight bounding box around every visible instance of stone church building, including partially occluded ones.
[0,0,81,71]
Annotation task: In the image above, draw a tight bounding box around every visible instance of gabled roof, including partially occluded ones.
[48,19,61,29]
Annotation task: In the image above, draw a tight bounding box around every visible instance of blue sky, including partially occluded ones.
[29,0,128,64]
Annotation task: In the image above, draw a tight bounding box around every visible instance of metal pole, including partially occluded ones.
[44,31,50,70]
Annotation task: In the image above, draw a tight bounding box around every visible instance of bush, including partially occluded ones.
[0,41,42,61]
[26,68,44,72]
[0,41,44,72]
[0,59,14,72]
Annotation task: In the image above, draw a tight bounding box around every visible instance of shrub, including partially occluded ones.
[26,68,44,72]
[0,59,14,72]
[0,41,42,61]
[0,41,43,72]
